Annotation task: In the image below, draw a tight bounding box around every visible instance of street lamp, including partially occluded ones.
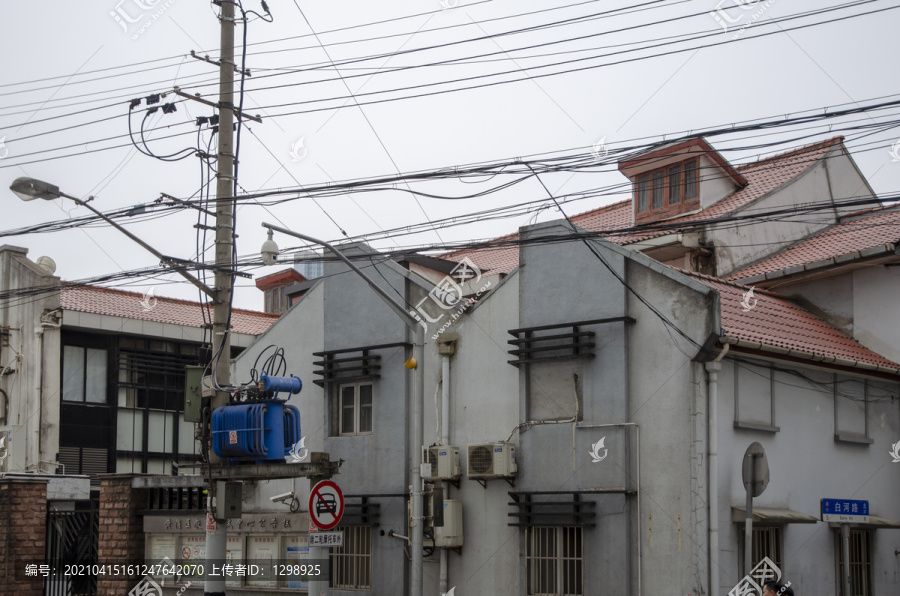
[261,222,427,596]
[9,177,214,298]
[10,177,67,202]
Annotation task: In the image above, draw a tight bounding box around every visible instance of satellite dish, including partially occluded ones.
[36,256,57,275]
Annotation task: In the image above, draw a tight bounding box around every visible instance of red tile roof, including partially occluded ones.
[684,271,900,372]
[60,285,278,336]
[446,137,845,274]
[729,206,900,281]
[255,268,306,290]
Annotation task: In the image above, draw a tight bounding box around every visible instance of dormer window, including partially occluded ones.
[634,158,699,223]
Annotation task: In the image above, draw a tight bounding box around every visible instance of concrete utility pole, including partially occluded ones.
[205,1,236,594]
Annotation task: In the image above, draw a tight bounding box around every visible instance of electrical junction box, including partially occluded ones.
[434,500,463,548]
[184,366,204,423]
[216,481,242,519]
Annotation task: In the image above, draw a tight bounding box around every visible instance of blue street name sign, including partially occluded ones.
[821,498,869,523]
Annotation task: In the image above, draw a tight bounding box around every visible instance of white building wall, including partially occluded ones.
[716,356,899,594]
[0,245,61,474]
[777,265,900,366]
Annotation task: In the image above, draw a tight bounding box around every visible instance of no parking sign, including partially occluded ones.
[308,480,344,530]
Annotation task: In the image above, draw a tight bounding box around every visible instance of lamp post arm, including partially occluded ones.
[261,222,421,334]
[64,192,215,298]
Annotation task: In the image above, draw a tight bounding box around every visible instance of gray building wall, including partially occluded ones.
[711,146,875,277]
[0,245,61,474]
[229,218,900,596]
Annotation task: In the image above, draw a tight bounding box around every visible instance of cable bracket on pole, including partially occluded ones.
[190,50,251,76]
[172,87,262,123]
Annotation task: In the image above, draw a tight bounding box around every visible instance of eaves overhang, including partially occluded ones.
[735,244,899,287]
[719,336,900,379]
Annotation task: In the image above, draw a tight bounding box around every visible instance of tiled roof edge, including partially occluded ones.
[736,136,845,171]
[721,336,900,375]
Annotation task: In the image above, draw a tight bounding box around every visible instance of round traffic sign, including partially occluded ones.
[309,480,344,530]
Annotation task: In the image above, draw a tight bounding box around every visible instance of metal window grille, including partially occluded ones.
[836,528,872,596]
[526,526,583,596]
[330,525,372,590]
[739,525,782,576]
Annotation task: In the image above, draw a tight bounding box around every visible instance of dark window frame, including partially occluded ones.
[335,381,373,437]
[634,158,700,222]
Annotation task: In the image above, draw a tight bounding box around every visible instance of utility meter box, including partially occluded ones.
[184,366,204,422]
[216,481,242,519]
[434,499,463,548]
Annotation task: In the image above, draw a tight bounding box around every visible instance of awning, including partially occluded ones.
[828,514,900,529]
[731,507,819,524]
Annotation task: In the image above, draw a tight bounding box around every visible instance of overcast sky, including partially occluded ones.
[1,0,898,310]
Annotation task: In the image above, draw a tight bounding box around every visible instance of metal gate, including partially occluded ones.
[45,504,98,596]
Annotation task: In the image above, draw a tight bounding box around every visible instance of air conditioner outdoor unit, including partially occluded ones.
[423,446,461,481]
[434,500,463,548]
[467,442,517,479]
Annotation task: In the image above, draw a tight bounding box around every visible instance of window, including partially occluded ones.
[668,164,682,203]
[684,159,698,200]
[634,158,700,220]
[115,336,201,474]
[835,528,872,596]
[526,526,583,596]
[330,525,372,590]
[265,286,292,314]
[652,169,665,209]
[834,375,873,444]
[63,345,108,403]
[733,359,779,432]
[338,383,373,436]
[637,175,649,213]
[739,525,782,576]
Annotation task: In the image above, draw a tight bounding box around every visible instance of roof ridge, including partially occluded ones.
[570,198,631,221]
[838,202,900,221]
[671,267,785,298]
[61,283,274,317]
[737,136,844,171]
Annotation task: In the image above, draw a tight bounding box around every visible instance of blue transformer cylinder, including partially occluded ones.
[260,374,302,397]
[212,401,301,462]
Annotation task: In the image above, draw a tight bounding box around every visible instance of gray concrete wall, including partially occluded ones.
[716,356,900,594]
[711,147,869,277]
[0,245,61,474]
[420,265,520,596]
[624,248,719,596]
[233,244,413,596]
[226,219,900,596]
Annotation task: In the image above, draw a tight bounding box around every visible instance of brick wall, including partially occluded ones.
[0,479,48,596]
[97,476,148,596]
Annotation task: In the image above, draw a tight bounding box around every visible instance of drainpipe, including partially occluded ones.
[438,342,455,596]
[706,344,729,596]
